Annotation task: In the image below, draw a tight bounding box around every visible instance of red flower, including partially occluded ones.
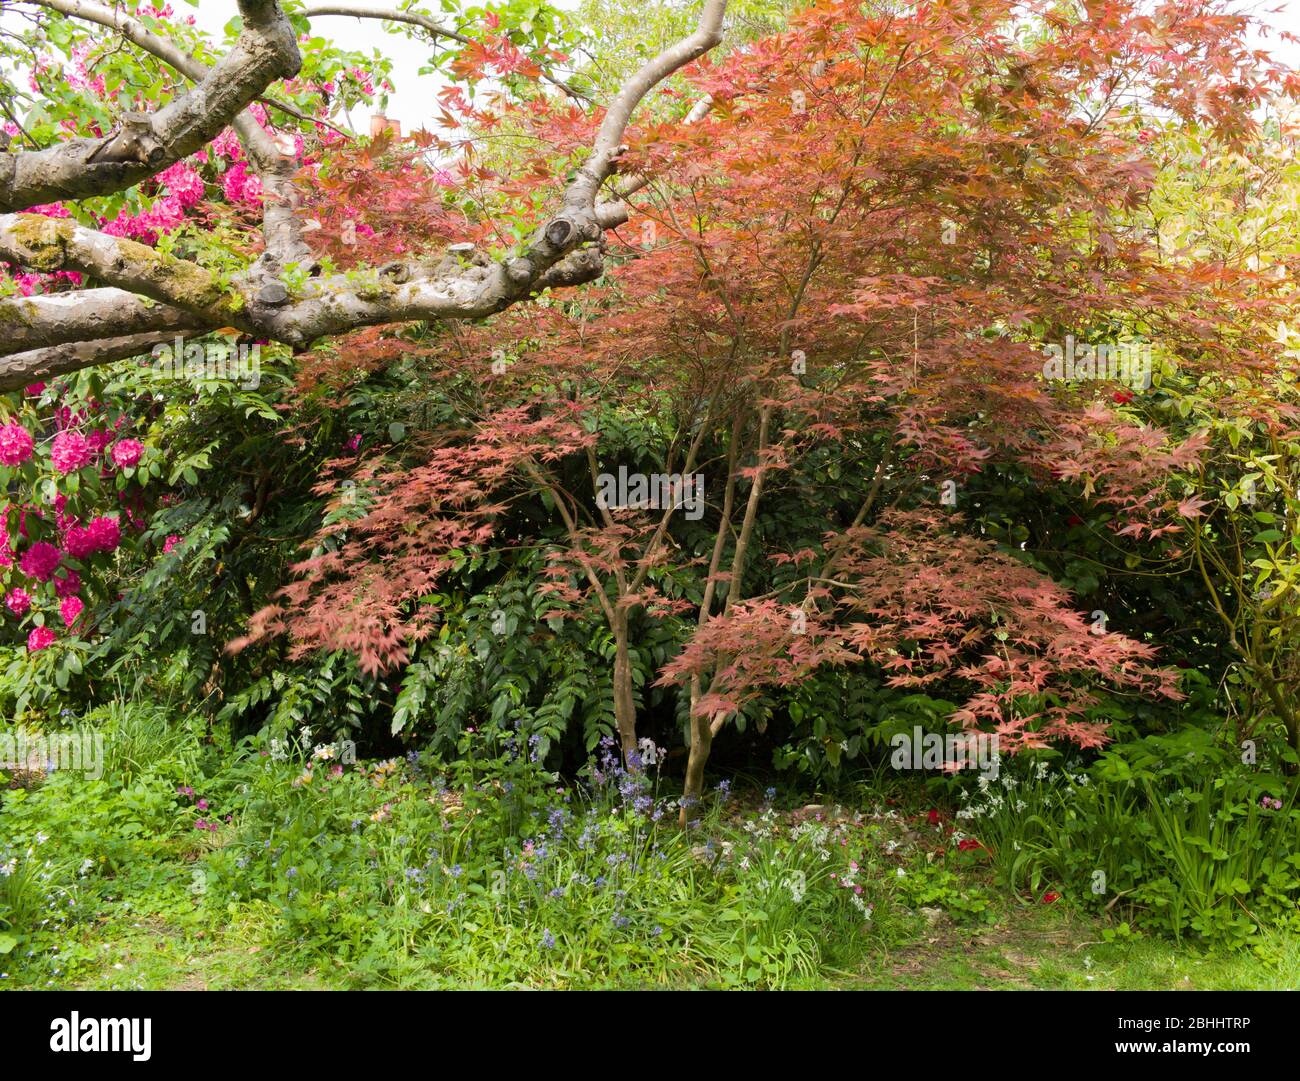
[1112,389,1134,404]
[957,838,984,851]
[1041,891,1061,904]
[927,809,941,826]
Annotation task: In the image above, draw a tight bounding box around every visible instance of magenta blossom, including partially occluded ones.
[163,534,182,554]
[54,569,81,598]
[86,515,121,552]
[59,595,84,627]
[27,625,56,651]
[63,525,97,560]
[50,430,94,474]
[111,439,144,468]
[0,423,35,466]
[18,541,61,582]
[5,588,31,617]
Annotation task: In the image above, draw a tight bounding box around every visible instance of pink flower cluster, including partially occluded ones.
[18,542,61,583]
[27,626,56,652]
[0,423,34,466]
[111,439,145,468]
[51,431,94,474]
[64,516,122,560]
[158,162,205,209]
[60,595,84,627]
[220,161,263,206]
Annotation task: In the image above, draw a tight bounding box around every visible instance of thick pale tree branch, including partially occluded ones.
[0,329,207,390]
[0,289,199,356]
[0,214,246,325]
[1,0,301,211]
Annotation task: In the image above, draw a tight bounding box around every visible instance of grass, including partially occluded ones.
[38,887,1300,991]
[3,710,1297,991]
[6,790,1295,991]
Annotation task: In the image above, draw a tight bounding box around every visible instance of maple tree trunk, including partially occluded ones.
[677,416,743,827]
[679,675,712,826]
[611,610,638,761]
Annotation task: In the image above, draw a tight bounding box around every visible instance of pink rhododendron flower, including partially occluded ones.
[6,588,31,616]
[86,515,122,552]
[158,160,204,207]
[163,534,182,554]
[59,595,84,627]
[221,161,263,205]
[111,439,144,468]
[63,525,97,560]
[210,128,243,160]
[50,431,94,473]
[18,542,61,582]
[0,423,34,466]
[54,569,80,598]
[87,429,114,455]
[27,625,55,651]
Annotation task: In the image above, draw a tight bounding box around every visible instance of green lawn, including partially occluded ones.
[35,865,1299,991]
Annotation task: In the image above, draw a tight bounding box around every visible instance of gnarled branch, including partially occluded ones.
[0,0,729,378]
[2,1,301,212]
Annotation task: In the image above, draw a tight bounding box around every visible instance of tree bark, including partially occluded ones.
[611,608,638,761]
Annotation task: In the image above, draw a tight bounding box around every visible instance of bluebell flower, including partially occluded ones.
[541,929,556,949]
